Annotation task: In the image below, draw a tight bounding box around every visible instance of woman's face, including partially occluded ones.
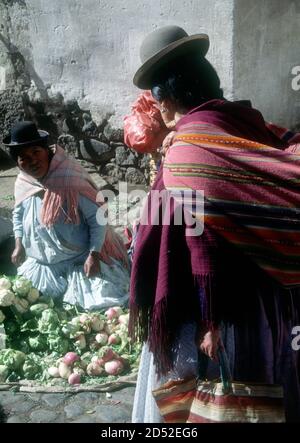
[17,145,50,179]
[157,98,186,129]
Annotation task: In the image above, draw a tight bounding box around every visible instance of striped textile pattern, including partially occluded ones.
[188,382,285,423]
[152,378,285,423]
[163,122,300,287]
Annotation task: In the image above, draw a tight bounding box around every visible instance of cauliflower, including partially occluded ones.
[0,277,11,290]
[0,349,26,371]
[0,289,15,307]
[13,297,29,314]
[27,287,40,304]
[37,309,59,334]
[12,277,32,297]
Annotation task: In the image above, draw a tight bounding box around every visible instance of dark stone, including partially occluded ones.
[0,147,14,168]
[115,146,137,167]
[79,139,113,164]
[139,153,151,170]
[101,163,125,183]
[0,88,25,147]
[58,134,78,157]
[110,142,125,149]
[125,167,147,185]
[98,132,109,144]
[103,123,124,143]
[82,113,98,137]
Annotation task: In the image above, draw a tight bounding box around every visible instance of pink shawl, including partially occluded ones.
[14,145,128,267]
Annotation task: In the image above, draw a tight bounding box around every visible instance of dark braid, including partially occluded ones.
[151,54,223,110]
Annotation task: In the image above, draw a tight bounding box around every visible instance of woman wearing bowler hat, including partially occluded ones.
[4,121,130,310]
[129,25,300,422]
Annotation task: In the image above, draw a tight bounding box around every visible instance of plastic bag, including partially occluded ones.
[124,91,170,153]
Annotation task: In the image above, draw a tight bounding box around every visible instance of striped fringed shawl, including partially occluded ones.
[14,145,128,268]
[163,122,300,287]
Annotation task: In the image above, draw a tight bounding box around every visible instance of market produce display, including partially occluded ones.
[0,276,141,386]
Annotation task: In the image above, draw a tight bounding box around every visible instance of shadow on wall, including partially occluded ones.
[0,33,48,99]
[0,31,151,186]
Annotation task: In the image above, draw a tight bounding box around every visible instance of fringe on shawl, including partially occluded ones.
[128,273,218,377]
[41,189,80,225]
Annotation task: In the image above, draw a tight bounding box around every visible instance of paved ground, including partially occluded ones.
[0,387,135,423]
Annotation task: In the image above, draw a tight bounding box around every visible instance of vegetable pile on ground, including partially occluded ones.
[0,275,141,386]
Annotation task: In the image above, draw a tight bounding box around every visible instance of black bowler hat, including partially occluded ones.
[133,25,209,89]
[3,121,49,148]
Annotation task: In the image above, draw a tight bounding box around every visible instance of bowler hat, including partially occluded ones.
[133,25,209,89]
[3,121,49,148]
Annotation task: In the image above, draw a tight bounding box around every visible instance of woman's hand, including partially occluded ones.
[11,238,25,266]
[199,328,222,361]
[84,252,101,277]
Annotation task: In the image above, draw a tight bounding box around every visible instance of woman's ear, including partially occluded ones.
[159,99,177,129]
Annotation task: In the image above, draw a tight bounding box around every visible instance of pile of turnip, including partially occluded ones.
[46,308,132,385]
[0,274,141,385]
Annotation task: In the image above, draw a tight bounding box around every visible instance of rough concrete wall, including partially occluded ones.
[233,0,300,128]
[0,0,234,127]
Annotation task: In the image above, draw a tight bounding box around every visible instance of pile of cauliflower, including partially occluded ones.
[0,276,140,385]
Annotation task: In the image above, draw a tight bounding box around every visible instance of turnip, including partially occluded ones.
[79,314,91,333]
[104,322,116,335]
[73,367,85,376]
[86,362,104,376]
[58,362,72,379]
[105,307,119,321]
[48,366,60,378]
[68,373,81,385]
[74,334,86,350]
[108,334,121,345]
[88,338,100,352]
[91,355,100,364]
[118,314,129,326]
[104,359,124,376]
[79,313,90,324]
[111,306,123,316]
[91,314,104,332]
[98,347,117,363]
[73,359,87,370]
[95,332,108,346]
[63,352,80,366]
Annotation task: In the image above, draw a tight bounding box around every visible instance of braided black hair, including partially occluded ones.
[151,54,223,110]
